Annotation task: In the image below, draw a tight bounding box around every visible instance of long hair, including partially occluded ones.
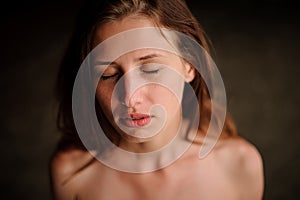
[55,0,237,151]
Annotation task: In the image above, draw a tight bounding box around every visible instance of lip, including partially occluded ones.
[119,113,152,128]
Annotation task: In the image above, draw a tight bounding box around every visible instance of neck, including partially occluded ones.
[98,119,198,173]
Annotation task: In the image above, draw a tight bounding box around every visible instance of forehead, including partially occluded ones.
[93,16,156,46]
[90,25,181,65]
[111,48,180,65]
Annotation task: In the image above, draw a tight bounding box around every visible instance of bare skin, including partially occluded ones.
[51,136,264,200]
[51,16,264,199]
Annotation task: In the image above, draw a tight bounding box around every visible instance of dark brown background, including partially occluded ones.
[1,0,299,199]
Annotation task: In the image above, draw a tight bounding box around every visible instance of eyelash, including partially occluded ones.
[100,74,119,80]
[141,69,160,74]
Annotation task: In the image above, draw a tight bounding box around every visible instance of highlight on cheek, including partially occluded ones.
[72,27,226,173]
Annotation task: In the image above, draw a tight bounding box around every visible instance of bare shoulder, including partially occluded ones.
[215,136,263,168]
[214,136,264,199]
[51,148,94,182]
[50,148,95,199]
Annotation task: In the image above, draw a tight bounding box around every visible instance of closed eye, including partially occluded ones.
[140,64,161,74]
[101,73,119,80]
[141,69,159,74]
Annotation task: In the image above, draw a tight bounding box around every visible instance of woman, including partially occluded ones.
[51,0,264,199]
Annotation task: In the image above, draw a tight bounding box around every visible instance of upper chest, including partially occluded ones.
[75,157,240,200]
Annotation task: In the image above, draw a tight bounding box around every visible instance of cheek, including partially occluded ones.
[147,85,181,110]
[96,85,113,115]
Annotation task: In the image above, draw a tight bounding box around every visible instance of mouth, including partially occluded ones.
[119,113,152,128]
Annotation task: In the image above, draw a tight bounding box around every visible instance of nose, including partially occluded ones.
[118,70,142,108]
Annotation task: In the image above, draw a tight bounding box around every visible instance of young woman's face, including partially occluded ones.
[93,16,195,149]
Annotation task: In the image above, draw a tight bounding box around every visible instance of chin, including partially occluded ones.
[121,133,154,144]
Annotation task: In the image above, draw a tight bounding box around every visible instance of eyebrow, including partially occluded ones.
[94,53,163,66]
[94,61,117,66]
[138,53,162,61]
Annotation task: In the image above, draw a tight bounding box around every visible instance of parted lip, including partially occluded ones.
[118,112,152,119]
[118,113,152,127]
[128,113,151,119]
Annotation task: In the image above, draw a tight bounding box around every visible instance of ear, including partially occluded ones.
[183,61,195,83]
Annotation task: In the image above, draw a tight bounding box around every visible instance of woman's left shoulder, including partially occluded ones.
[217,136,263,165]
[214,136,264,198]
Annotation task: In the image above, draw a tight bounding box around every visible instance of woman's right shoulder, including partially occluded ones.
[51,149,92,180]
[50,148,97,199]
[51,149,96,191]
[51,147,99,184]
